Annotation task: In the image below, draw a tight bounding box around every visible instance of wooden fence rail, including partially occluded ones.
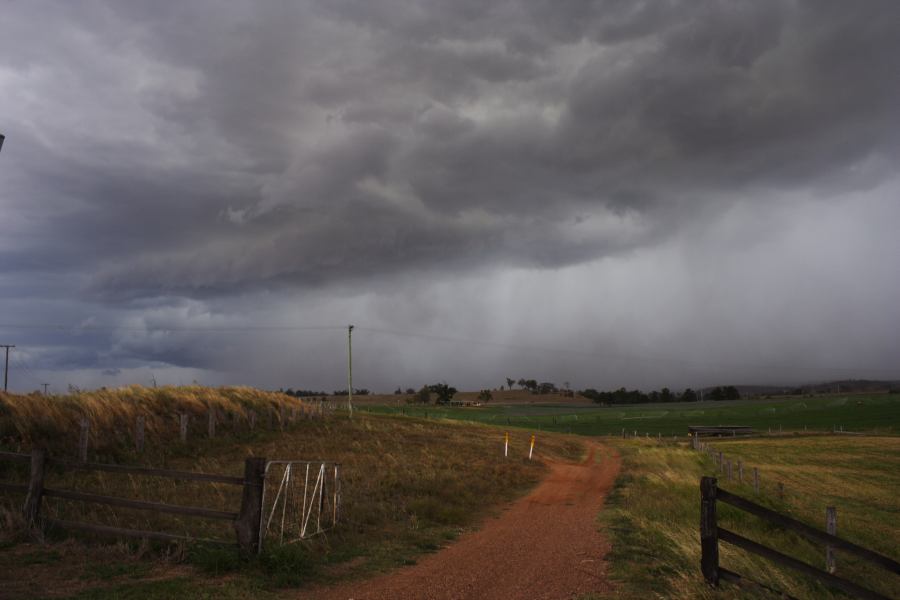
[0,448,266,553]
[700,476,900,600]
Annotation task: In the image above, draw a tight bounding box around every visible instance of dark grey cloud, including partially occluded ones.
[1,0,899,390]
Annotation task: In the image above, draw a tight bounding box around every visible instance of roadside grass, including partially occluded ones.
[368,392,900,436]
[0,395,583,599]
[601,436,900,599]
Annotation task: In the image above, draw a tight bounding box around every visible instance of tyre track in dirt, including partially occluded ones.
[304,442,621,600]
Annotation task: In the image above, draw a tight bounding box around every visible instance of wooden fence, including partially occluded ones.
[699,476,900,600]
[0,448,266,553]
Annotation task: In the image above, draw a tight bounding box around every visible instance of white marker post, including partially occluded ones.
[504,431,509,458]
[528,434,535,460]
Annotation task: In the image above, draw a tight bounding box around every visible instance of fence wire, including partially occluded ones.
[258,460,340,552]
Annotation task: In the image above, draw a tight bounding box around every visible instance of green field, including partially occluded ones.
[366,393,900,436]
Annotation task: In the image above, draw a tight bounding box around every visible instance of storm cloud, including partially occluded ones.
[1,0,898,392]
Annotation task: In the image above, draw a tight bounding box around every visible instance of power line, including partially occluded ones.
[0,323,346,333]
[354,326,900,377]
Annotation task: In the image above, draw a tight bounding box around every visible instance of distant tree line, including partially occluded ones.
[579,385,741,404]
[281,389,328,398]
[505,377,569,395]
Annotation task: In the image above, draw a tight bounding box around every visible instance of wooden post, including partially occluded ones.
[23,448,47,528]
[777,482,785,500]
[248,409,257,431]
[135,416,145,453]
[727,460,732,481]
[279,405,287,430]
[333,464,342,524]
[826,507,837,573]
[208,409,216,438]
[179,413,189,443]
[753,467,760,494]
[700,476,719,586]
[267,409,274,430]
[234,456,266,554]
[738,461,743,483]
[78,417,90,463]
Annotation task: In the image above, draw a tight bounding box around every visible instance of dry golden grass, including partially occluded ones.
[0,385,316,461]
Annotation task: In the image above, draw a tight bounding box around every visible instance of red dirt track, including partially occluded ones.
[307,443,621,600]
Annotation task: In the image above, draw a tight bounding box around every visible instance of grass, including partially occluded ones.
[366,392,900,435]
[0,385,319,463]
[0,387,585,599]
[601,436,900,599]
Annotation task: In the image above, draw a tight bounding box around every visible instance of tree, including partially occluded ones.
[517,378,527,389]
[660,387,674,403]
[506,377,515,390]
[478,389,493,403]
[723,386,740,400]
[681,388,698,402]
[413,386,431,404]
[428,383,458,404]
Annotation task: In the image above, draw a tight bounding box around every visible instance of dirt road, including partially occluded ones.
[307,443,621,600]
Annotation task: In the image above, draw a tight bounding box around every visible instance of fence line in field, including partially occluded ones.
[0,449,342,553]
[699,476,899,599]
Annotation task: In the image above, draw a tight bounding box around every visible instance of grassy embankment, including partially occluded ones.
[0,386,582,599]
[368,392,900,436]
[601,436,900,599]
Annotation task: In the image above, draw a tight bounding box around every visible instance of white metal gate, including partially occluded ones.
[258,460,341,552]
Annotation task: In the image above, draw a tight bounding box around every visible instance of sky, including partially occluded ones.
[1,0,899,394]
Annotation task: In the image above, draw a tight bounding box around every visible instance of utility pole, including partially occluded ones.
[1,345,14,392]
[41,383,49,395]
[347,325,354,417]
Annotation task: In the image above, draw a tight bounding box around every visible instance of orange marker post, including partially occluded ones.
[504,431,509,458]
[528,434,535,460]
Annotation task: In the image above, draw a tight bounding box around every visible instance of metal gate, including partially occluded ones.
[258,460,341,552]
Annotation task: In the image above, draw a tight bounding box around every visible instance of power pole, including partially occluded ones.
[347,325,354,417]
[1,345,14,392]
[41,383,49,395]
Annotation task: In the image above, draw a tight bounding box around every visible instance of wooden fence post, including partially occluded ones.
[23,448,47,528]
[700,476,719,586]
[234,456,266,554]
[208,409,216,438]
[135,416,145,453]
[727,460,733,481]
[777,482,785,500]
[753,467,760,494]
[826,506,837,573]
[738,461,743,483]
[179,413,189,443]
[78,417,90,463]
[248,410,257,431]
